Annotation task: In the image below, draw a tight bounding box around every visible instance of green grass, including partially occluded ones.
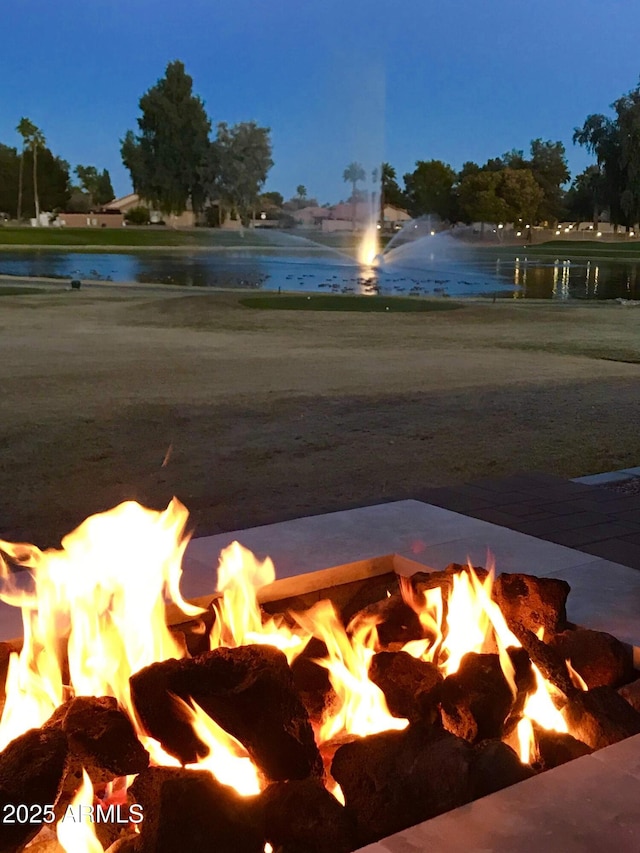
[0,227,274,248]
[239,294,462,312]
[0,286,44,295]
[498,240,640,260]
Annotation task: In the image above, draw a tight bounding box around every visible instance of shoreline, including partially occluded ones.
[0,275,623,306]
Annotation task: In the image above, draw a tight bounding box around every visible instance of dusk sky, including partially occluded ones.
[2,0,640,204]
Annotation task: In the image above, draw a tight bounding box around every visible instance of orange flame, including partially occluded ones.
[0,499,201,749]
[210,541,310,664]
[400,563,567,761]
[294,600,408,742]
[56,769,104,853]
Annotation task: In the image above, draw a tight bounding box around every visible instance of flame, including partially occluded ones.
[210,541,310,664]
[177,697,262,795]
[400,563,568,761]
[57,769,104,853]
[329,781,345,805]
[566,659,588,691]
[516,716,536,765]
[0,499,201,749]
[294,600,408,742]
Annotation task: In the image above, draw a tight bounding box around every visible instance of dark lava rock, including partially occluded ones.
[130,644,323,781]
[368,651,442,721]
[492,573,569,635]
[532,723,593,771]
[0,726,68,853]
[549,628,634,689]
[346,594,424,650]
[290,638,339,727]
[563,686,640,749]
[439,652,514,743]
[260,778,356,853]
[129,767,263,853]
[470,739,536,798]
[331,725,473,846]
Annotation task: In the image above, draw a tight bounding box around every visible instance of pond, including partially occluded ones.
[1,239,640,300]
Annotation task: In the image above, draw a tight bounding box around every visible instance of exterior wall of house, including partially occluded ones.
[56,212,124,228]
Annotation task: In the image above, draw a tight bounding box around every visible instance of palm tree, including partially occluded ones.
[296,184,307,202]
[16,117,37,221]
[342,161,365,228]
[380,162,396,218]
[30,126,46,224]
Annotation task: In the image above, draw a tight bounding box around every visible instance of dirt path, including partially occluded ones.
[1,290,639,547]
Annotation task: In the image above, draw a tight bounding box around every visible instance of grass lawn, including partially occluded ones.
[1,289,640,548]
[0,226,275,248]
[0,286,44,296]
[498,239,640,260]
[239,294,462,312]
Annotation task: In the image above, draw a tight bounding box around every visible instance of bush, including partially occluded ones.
[125,206,150,226]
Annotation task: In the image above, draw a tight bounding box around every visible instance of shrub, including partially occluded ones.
[125,206,150,226]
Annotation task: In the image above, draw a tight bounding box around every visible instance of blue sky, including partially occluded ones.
[1,0,639,203]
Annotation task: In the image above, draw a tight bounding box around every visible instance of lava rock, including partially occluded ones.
[346,594,423,650]
[618,676,640,712]
[130,644,323,781]
[290,638,339,727]
[0,727,69,853]
[44,696,149,818]
[492,573,569,635]
[260,778,356,853]
[509,624,574,697]
[47,695,149,778]
[439,652,514,743]
[563,686,640,749]
[368,651,442,721]
[333,571,402,625]
[504,646,536,732]
[129,767,263,853]
[549,628,634,689]
[532,723,593,771]
[169,613,213,657]
[470,740,536,798]
[331,725,473,846]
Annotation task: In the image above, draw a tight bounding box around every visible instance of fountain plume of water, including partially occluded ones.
[357,167,382,266]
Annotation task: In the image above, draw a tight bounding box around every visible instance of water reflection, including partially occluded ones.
[0,246,639,300]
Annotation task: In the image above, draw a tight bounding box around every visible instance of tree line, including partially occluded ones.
[0,117,115,221]
[4,67,640,230]
[340,79,640,232]
[120,60,272,225]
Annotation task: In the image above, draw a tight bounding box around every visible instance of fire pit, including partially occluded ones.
[1,498,640,852]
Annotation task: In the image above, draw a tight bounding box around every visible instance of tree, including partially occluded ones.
[528,139,570,224]
[457,170,510,231]
[75,165,115,206]
[499,168,544,227]
[210,121,273,225]
[343,161,366,227]
[121,60,211,216]
[565,166,604,225]
[0,141,69,218]
[0,144,19,217]
[403,159,457,220]
[296,185,307,202]
[261,191,284,208]
[21,148,70,214]
[380,162,405,213]
[16,117,37,221]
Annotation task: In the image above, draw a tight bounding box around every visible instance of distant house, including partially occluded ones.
[292,205,332,228]
[382,204,412,228]
[56,211,124,228]
[320,201,413,233]
[102,193,196,228]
